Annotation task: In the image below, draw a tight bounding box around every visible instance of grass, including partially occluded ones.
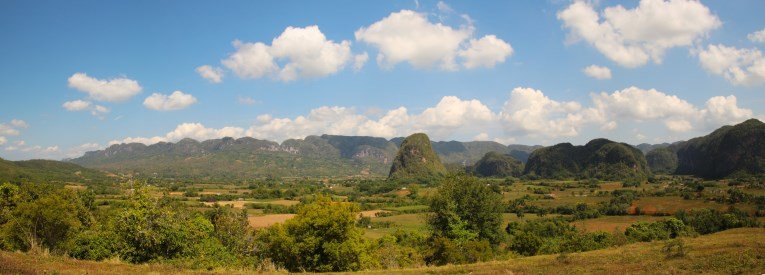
[2,228,762,274]
[356,228,765,274]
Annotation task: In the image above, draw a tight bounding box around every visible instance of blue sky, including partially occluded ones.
[1,0,764,160]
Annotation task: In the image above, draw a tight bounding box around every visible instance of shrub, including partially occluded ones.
[255,196,377,272]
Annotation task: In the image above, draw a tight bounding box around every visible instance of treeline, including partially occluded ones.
[0,178,760,272]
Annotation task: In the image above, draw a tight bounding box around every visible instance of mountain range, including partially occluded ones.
[44,118,765,181]
[69,134,541,179]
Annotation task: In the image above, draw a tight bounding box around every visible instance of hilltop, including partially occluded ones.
[524,138,650,180]
[471,151,524,178]
[388,133,447,180]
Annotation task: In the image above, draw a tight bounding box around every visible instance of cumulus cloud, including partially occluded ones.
[558,0,720,68]
[458,35,514,69]
[222,26,352,81]
[196,65,224,83]
[500,87,587,138]
[355,10,512,70]
[0,136,6,146]
[67,73,142,102]
[583,65,612,79]
[62,100,92,111]
[749,28,765,43]
[143,91,198,111]
[701,95,753,127]
[0,119,27,136]
[62,100,109,118]
[110,123,245,145]
[245,96,496,142]
[697,44,765,86]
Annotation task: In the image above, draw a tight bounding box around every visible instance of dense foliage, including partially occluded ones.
[673,118,765,178]
[646,147,678,174]
[472,151,524,178]
[523,138,650,180]
[255,196,376,272]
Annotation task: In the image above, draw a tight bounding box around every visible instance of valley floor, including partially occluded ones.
[1,228,763,274]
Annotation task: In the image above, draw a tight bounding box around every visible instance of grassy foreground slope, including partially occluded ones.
[374,228,764,275]
[2,228,763,274]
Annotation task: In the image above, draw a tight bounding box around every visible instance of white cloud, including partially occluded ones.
[500,87,587,138]
[245,96,496,142]
[701,95,753,128]
[62,100,109,118]
[355,10,471,70]
[458,35,514,69]
[583,65,612,79]
[354,52,369,71]
[0,119,27,136]
[91,105,110,118]
[196,65,224,83]
[697,44,765,86]
[222,41,277,79]
[473,132,489,141]
[558,0,720,67]
[356,9,512,71]
[237,96,258,105]
[591,86,698,121]
[664,119,693,132]
[748,28,765,43]
[143,91,198,111]
[222,26,352,81]
[67,72,142,102]
[0,136,6,146]
[110,123,246,145]
[62,100,92,111]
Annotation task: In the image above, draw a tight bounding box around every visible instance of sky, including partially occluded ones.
[1,0,764,160]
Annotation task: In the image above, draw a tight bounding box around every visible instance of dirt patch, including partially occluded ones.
[248,214,296,228]
[203,200,250,209]
[359,210,390,218]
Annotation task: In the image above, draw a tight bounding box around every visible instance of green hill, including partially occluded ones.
[523,138,650,180]
[472,151,524,178]
[388,133,447,180]
[0,158,111,184]
[646,147,678,174]
[673,118,765,178]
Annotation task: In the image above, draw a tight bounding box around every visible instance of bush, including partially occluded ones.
[662,238,688,258]
[255,196,377,272]
[625,218,690,242]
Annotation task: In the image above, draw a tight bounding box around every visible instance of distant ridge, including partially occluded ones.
[70,135,539,179]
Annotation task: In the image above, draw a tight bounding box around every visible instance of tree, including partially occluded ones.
[255,196,376,272]
[1,185,92,252]
[428,175,505,246]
